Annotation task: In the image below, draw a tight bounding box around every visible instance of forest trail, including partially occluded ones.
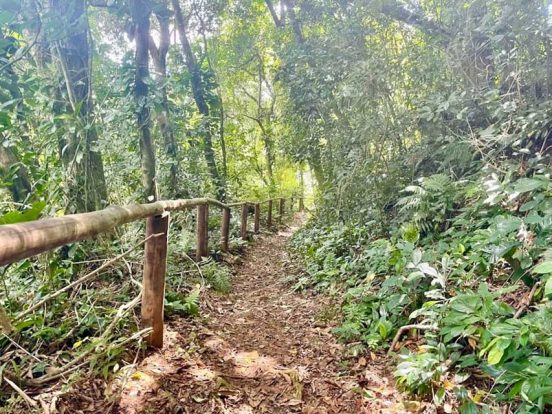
[116,216,406,414]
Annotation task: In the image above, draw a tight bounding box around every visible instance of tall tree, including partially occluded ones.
[149,1,183,197]
[241,53,277,186]
[130,0,158,201]
[195,7,228,193]
[171,0,225,200]
[0,32,32,203]
[50,0,108,212]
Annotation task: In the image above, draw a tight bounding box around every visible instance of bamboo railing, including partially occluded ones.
[0,196,303,348]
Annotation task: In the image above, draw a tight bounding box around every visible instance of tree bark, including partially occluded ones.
[264,0,283,28]
[171,0,225,200]
[0,33,32,203]
[0,139,32,203]
[149,5,182,198]
[50,0,108,212]
[282,0,304,44]
[131,0,158,202]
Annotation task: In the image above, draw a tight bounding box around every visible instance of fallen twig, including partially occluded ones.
[387,323,438,356]
[2,333,42,363]
[182,251,206,289]
[26,294,143,386]
[514,282,541,319]
[15,234,158,322]
[3,377,38,408]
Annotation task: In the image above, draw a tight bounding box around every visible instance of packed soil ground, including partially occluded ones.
[108,217,415,414]
[54,217,421,413]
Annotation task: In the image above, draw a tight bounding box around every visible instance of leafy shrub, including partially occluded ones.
[202,262,232,294]
[291,166,552,412]
[165,288,200,317]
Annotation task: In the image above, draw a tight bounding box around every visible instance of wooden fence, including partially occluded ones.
[0,196,303,348]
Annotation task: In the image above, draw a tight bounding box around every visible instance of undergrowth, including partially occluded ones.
[0,210,234,410]
[290,168,552,413]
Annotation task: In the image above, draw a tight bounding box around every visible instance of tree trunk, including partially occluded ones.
[282,0,304,44]
[171,0,225,200]
[0,139,32,203]
[0,32,32,203]
[50,0,108,212]
[149,6,183,198]
[131,0,158,202]
[218,99,228,186]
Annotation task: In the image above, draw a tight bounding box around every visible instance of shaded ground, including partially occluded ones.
[111,217,412,414]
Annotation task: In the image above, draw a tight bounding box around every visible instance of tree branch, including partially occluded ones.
[14,234,157,322]
[387,323,438,356]
[264,0,283,27]
[379,1,450,44]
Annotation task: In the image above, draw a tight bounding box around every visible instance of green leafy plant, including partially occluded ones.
[165,288,200,317]
[202,262,232,294]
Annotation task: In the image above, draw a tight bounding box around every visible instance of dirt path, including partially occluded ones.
[117,221,405,414]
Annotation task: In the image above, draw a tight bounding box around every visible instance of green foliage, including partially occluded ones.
[396,174,460,235]
[4,0,552,411]
[284,4,552,405]
[0,201,45,224]
[202,262,232,294]
[0,0,306,405]
[165,287,201,317]
[292,164,552,411]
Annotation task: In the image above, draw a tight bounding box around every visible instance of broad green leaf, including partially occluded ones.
[513,178,544,193]
[520,199,540,212]
[434,387,445,406]
[545,277,552,298]
[487,345,504,365]
[450,295,480,313]
[418,263,439,277]
[459,400,478,414]
[533,261,552,274]
[0,202,47,225]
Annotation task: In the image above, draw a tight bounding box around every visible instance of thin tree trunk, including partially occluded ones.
[171,0,225,200]
[197,16,228,192]
[218,98,228,184]
[0,139,31,203]
[50,0,108,212]
[282,0,304,44]
[258,63,275,186]
[0,32,32,203]
[264,0,283,27]
[131,0,157,201]
[149,6,182,198]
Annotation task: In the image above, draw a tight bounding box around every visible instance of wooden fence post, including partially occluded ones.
[142,212,170,348]
[196,204,209,261]
[279,198,285,224]
[254,203,261,233]
[299,197,304,211]
[267,199,273,228]
[221,207,230,252]
[240,204,248,240]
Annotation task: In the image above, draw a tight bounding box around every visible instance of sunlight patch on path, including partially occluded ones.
[115,330,181,414]
[131,215,408,413]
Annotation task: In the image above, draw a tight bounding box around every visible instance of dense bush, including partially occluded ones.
[291,162,552,411]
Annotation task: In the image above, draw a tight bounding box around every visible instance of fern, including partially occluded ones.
[165,288,200,317]
[202,262,232,294]
[397,174,458,235]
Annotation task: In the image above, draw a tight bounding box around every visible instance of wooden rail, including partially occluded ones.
[0,195,304,348]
